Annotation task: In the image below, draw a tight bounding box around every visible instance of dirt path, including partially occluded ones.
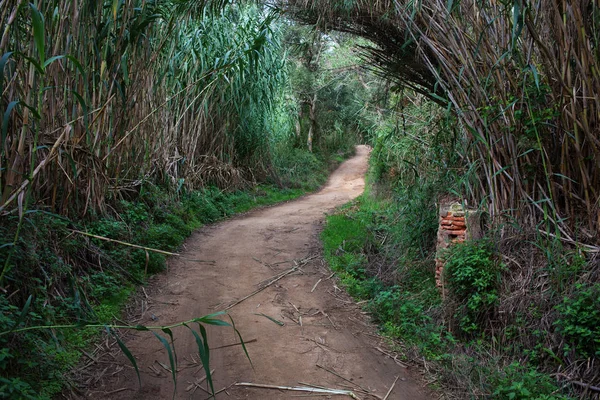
[85,145,429,399]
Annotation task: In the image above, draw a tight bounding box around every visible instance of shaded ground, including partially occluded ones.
[80,145,430,399]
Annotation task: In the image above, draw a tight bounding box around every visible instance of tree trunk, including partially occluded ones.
[307,93,317,152]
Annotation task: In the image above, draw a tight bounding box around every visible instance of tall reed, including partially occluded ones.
[0,0,286,220]
[285,0,600,245]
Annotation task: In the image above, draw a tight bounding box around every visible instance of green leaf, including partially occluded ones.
[198,318,230,327]
[492,165,512,178]
[15,52,44,74]
[2,101,20,151]
[43,55,65,69]
[65,55,86,77]
[29,3,46,67]
[254,313,284,326]
[229,315,252,368]
[161,328,178,366]
[9,295,32,334]
[185,323,216,396]
[152,332,177,398]
[0,52,14,93]
[112,0,120,21]
[109,328,141,387]
[528,64,540,91]
[511,1,523,49]
[121,53,129,85]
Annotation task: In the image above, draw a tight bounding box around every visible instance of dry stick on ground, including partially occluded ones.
[224,267,299,310]
[375,347,409,368]
[71,230,216,263]
[185,369,215,393]
[235,383,361,399]
[252,257,276,271]
[210,338,257,350]
[316,364,379,398]
[311,278,322,293]
[382,376,400,400]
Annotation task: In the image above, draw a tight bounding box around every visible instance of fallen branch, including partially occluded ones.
[71,230,215,263]
[211,338,257,350]
[567,380,600,393]
[185,369,215,392]
[382,376,400,400]
[236,382,360,399]
[375,347,408,368]
[311,279,322,293]
[224,267,298,310]
[316,364,376,397]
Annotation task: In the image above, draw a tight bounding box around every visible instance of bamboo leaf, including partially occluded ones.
[0,52,14,93]
[133,325,149,331]
[527,64,540,91]
[29,3,46,67]
[109,327,141,387]
[2,101,20,150]
[254,313,284,326]
[9,295,32,334]
[161,328,178,366]
[152,332,177,398]
[511,1,523,49]
[229,315,252,367]
[112,0,120,21]
[185,323,216,396]
[43,55,65,69]
[197,317,230,327]
[492,165,512,178]
[65,55,86,77]
[15,52,44,74]
[121,53,130,85]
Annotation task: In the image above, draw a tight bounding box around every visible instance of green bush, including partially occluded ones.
[491,362,569,400]
[444,240,502,335]
[554,283,600,358]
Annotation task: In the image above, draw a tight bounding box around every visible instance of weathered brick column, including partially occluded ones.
[435,202,480,290]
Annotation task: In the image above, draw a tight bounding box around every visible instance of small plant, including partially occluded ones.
[554,283,600,358]
[491,362,569,400]
[0,309,249,400]
[444,239,502,335]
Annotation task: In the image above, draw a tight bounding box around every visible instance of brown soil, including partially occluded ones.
[82,145,430,399]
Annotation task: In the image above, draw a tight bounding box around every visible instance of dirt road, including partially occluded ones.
[86,145,429,399]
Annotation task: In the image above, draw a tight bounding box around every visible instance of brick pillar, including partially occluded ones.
[435,202,480,290]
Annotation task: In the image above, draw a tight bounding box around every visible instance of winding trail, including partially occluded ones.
[87,145,429,399]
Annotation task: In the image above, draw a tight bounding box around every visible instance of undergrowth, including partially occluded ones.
[321,138,593,398]
[0,147,342,399]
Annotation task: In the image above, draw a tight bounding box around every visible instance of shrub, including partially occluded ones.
[444,240,502,335]
[554,283,600,358]
[491,362,569,400]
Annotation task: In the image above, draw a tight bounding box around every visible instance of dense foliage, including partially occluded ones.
[286,0,600,243]
[0,1,374,397]
[2,0,600,398]
[321,93,599,398]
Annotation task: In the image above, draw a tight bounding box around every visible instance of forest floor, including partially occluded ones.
[78,145,430,399]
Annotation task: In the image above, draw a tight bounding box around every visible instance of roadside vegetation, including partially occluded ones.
[0,1,379,397]
[2,0,599,399]
[322,92,598,398]
[306,1,600,398]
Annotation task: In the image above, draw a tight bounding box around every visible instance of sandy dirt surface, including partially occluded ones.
[82,145,430,399]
